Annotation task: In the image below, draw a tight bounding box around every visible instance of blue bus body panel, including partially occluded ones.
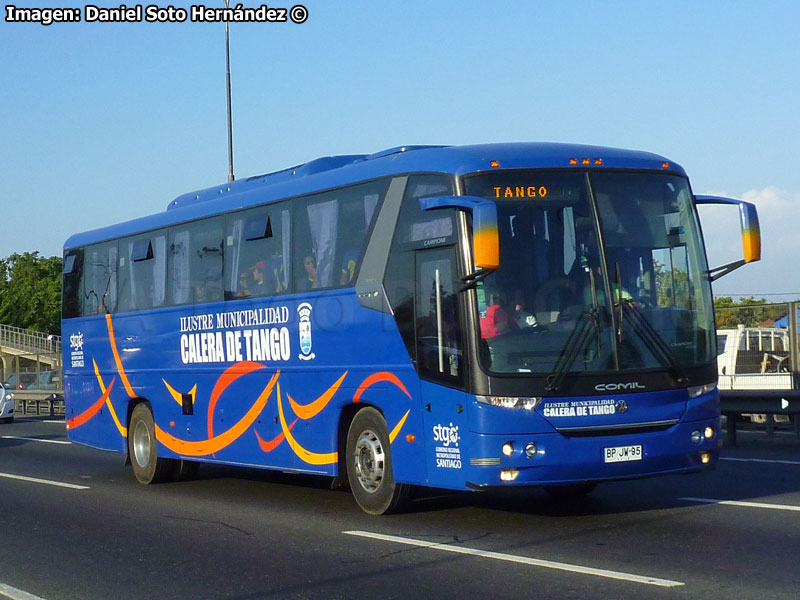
[63,291,430,484]
[63,287,720,489]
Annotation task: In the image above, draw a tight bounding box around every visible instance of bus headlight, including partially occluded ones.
[477,396,541,410]
[704,426,714,439]
[688,382,717,399]
[500,468,519,481]
[691,430,702,444]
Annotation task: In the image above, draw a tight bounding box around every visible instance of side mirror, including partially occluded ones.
[419,195,499,270]
[695,195,760,280]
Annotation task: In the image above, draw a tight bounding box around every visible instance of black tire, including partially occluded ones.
[345,407,410,515]
[128,403,175,484]
[544,481,598,498]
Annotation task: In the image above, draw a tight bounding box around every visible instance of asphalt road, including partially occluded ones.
[1,417,799,600]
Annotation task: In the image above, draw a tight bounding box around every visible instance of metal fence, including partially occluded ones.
[0,324,62,392]
[0,323,61,356]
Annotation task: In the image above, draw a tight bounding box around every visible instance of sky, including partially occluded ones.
[2,0,799,301]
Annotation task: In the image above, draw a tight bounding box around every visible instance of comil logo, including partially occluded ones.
[297,302,315,360]
[595,382,646,392]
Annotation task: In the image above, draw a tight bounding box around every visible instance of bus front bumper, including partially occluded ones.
[462,417,721,488]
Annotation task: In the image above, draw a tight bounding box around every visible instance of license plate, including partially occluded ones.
[604,444,642,463]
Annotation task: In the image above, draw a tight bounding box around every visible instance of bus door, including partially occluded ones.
[414,247,468,486]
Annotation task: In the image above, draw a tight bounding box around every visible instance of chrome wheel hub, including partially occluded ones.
[132,420,151,468]
[353,429,384,493]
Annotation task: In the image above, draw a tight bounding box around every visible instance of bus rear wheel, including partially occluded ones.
[128,403,175,484]
[346,408,410,515]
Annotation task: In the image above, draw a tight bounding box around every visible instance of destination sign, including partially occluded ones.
[493,186,548,199]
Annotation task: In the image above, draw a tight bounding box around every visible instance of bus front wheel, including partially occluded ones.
[128,403,175,484]
[345,408,410,515]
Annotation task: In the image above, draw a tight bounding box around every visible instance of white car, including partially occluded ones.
[0,382,15,423]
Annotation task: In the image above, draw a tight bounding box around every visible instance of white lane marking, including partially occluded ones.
[681,497,800,512]
[0,472,89,490]
[42,420,65,424]
[722,457,800,466]
[1,436,71,445]
[0,582,49,600]
[344,531,684,588]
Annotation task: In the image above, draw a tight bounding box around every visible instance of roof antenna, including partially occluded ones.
[224,0,235,182]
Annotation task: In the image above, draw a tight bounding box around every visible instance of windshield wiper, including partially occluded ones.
[545,311,595,392]
[459,268,493,292]
[618,299,690,385]
[546,269,605,391]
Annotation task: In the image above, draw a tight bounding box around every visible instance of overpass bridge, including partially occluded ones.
[0,323,61,391]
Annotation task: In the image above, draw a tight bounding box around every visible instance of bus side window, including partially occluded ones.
[292,180,388,291]
[118,235,166,311]
[81,243,117,316]
[225,207,290,299]
[383,174,455,364]
[169,218,224,305]
[62,249,84,319]
[415,248,463,386]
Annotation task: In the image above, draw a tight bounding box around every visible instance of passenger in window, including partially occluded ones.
[269,256,286,293]
[480,291,518,339]
[250,261,268,295]
[236,271,252,298]
[301,254,318,290]
[339,249,359,286]
[511,290,537,328]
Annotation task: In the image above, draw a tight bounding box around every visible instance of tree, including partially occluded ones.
[713,296,791,329]
[0,252,62,335]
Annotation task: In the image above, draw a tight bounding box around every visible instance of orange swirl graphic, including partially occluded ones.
[155,371,279,456]
[208,361,266,440]
[105,313,135,398]
[255,419,297,452]
[93,359,127,437]
[353,372,412,403]
[287,371,347,420]
[66,377,116,430]
[277,383,338,465]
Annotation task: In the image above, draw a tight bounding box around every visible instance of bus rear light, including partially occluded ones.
[490,160,500,168]
[569,158,578,165]
[500,468,519,482]
[594,158,603,165]
[582,158,591,165]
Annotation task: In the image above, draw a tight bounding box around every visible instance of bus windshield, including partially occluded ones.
[464,170,715,377]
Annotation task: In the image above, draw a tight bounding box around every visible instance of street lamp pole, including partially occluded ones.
[224,0,235,182]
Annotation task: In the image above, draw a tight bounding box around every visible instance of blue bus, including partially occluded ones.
[62,143,760,514]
